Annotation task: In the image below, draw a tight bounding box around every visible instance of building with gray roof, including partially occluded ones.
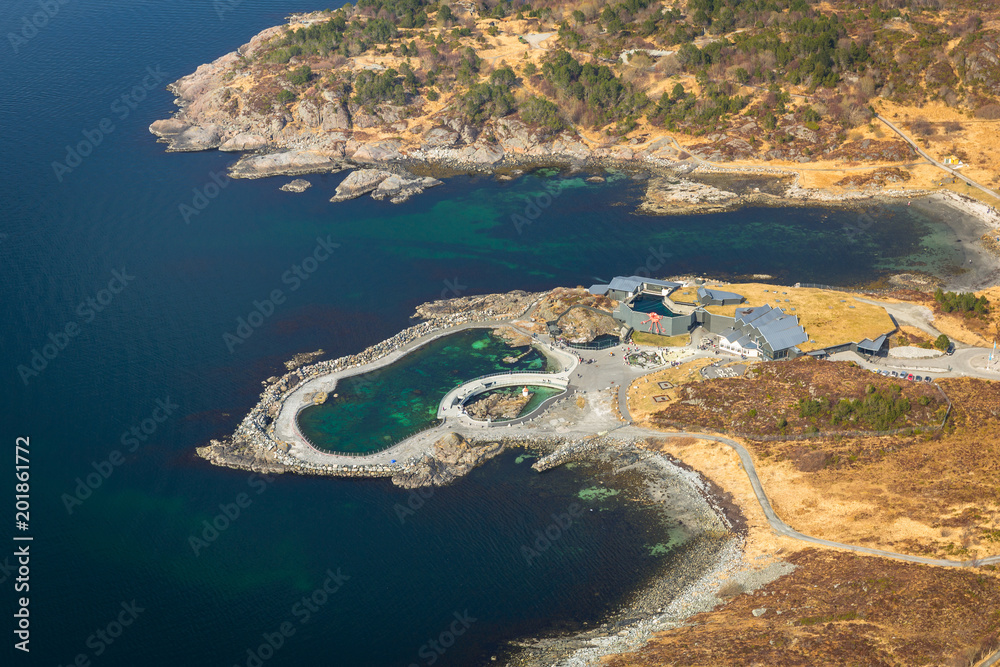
[697,286,745,306]
[587,275,893,360]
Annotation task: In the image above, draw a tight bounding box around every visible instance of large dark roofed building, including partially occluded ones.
[588,276,893,360]
[697,286,745,306]
[589,276,682,302]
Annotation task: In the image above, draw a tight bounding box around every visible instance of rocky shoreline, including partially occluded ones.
[499,439,795,667]
[146,15,997,213]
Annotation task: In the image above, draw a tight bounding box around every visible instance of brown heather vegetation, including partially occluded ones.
[638,357,1000,560]
[605,549,1000,667]
[651,357,946,437]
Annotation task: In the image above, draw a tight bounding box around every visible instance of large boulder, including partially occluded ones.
[229,150,344,179]
[371,173,442,204]
[321,103,351,131]
[391,433,504,489]
[219,132,268,151]
[165,124,223,152]
[329,169,393,202]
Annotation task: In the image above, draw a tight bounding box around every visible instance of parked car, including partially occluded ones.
[924,376,933,383]
[890,371,898,378]
[907,373,915,381]
[915,376,923,382]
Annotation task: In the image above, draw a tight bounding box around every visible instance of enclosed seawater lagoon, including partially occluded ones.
[296,328,554,453]
[465,384,565,421]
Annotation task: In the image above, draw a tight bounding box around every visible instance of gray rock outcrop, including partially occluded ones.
[391,433,503,488]
[280,179,312,193]
[230,150,344,179]
[331,169,442,204]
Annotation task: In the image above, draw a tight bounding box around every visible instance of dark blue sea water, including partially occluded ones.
[0,1,973,665]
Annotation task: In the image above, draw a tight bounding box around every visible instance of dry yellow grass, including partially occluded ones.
[627,357,717,424]
[875,98,1000,208]
[672,282,895,351]
[640,436,803,560]
[874,286,1000,346]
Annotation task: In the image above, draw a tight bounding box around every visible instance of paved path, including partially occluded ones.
[979,647,1000,667]
[438,371,571,420]
[876,114,1000,202]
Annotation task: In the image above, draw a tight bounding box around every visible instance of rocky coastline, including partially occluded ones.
[146,15,990,213]
[500,439,795,667]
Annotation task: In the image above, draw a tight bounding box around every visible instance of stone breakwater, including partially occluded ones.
[197,290,546,479]
[531,439,605,472]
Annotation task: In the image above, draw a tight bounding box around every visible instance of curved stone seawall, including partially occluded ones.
[198,292,548,476]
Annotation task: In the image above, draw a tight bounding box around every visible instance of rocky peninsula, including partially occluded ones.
[147,8,1000,216]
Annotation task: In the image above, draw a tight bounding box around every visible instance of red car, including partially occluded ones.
[906,373,915,381]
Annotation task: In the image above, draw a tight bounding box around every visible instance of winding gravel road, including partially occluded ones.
[876,114,1000,202]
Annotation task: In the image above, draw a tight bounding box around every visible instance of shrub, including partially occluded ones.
[975,103,1000,120]
[934,289,988,315]
[519,95,566,133]
[287,65,312,86]
[489,66,517,88]
[934,334,951,351]
[275,89,296,104]
[462,83,515,123]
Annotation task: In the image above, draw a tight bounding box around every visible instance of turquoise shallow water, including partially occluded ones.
[298,328,551,453]
[0,0,984,664]
[465,384,565,422]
